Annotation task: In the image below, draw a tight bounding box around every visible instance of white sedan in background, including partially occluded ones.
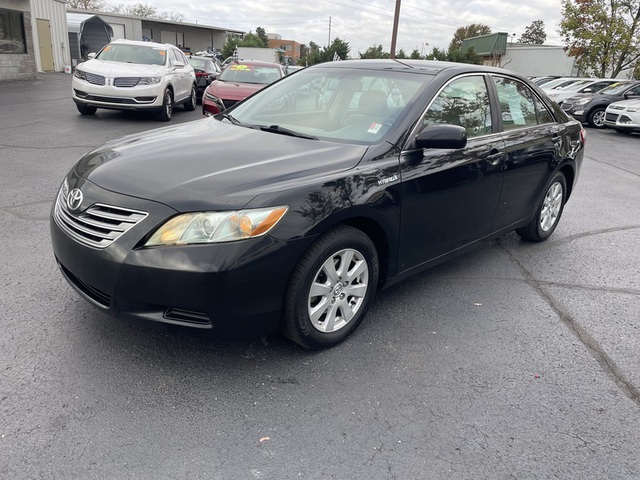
[604,99,640,133]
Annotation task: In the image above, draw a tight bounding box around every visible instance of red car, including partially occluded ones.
[202,60,285,115]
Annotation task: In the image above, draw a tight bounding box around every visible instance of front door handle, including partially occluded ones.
[486,148,503,166]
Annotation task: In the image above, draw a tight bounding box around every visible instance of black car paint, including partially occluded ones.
[51,60,584,338]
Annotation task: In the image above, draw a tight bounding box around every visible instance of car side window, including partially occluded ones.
[627,85,640,96]
[422,75,492,138]
[170,49,183,66]
[493,77,553,129]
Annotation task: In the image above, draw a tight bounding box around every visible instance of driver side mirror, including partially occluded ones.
[415,124,467,150]
[87,52,96,60]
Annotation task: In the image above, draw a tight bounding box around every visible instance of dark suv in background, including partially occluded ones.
[561,81,640,128]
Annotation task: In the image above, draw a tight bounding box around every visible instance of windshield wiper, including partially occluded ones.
[258,125,318,140]
[216,112,242,125]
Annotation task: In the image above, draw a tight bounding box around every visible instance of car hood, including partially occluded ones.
[73,118,368,211]
[206,80,265,100]
[78,59,166,77]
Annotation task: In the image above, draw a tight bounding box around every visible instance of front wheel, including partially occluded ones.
[76,103,97,115]
[283,225,379,349]
[587,108,606,128]
[516,172,567,242]
[156,88,173,121]
[184,85,197,111]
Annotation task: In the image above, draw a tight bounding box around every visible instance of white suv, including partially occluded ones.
[72,39,197,121]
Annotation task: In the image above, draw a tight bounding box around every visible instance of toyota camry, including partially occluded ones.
[51,60,585,349]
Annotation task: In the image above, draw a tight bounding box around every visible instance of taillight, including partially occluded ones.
[195,72,208,77]
[580,126,586,144]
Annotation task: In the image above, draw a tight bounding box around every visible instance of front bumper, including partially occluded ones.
[72,78,165,110]
[50,181,309,338]
[603,110,640,131]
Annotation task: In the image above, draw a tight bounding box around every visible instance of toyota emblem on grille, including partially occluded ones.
[67,188,84,211]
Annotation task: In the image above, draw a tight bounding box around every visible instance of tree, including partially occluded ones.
[110,2,157,17]
[220,32,267,59]
[306,38,350,65]
[519,20,547,44]
[359,45,389,59]
[108,2,183,21]
[409,49,422,59]
[559,0,640,78]
[255,27,269,48]
[67,0,105,9]
[448,24,491,52]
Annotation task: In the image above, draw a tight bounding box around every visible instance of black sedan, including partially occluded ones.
[188,55,221,100]
[561,80,640,128]
[50,60,585,349]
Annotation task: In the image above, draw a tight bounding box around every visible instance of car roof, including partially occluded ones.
[109,38,177,50]
[229,60,283,67]
[313,59,522,77]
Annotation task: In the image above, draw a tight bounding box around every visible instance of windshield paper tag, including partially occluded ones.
[368,123,382,134]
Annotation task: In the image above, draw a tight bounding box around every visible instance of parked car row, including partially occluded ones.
[71,39,288,122]
[561,81,640,130]
[530,75,640,134]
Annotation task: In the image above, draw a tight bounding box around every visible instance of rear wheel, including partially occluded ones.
[156,88,173,121]
[184,85,197,111]
[516,172,567,242]
[283,225,379,349]
[587,108,606,128]
[76,103,97,115]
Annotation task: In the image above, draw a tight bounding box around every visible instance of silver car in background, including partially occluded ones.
[604,99,640,134]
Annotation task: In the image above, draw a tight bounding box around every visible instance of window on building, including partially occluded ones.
[0,9,27,54]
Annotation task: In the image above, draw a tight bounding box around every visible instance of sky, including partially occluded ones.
[109,0,566,56]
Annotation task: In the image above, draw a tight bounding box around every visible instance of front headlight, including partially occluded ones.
[138,77,162,85]
[74,69,86,80]
[145,206,289,246]
[574,98,591,106]
[203,91,220,102]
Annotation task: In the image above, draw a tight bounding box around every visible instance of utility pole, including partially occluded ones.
[389,0,401,59]
[328,16,332,47]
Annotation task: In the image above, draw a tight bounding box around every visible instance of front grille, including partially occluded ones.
[222,99,239,109]
[114,77,141,87]
[54,189,147,249]
[59,261,111,308]
[605,113,618,122]
[80,94,140,104]
[85,73,105,86]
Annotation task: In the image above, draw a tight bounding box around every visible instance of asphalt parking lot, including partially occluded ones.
[1,73,639,479]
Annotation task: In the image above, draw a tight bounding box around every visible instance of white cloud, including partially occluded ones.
[108,0,565,55]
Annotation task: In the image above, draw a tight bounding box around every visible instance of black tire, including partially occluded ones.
[184,84,197,111]
[76,103,97,115]
[283,225,379,349]
[587,108,606,128]
[156,88,173,121]
[516,172,567,242]
[614,128,632,134]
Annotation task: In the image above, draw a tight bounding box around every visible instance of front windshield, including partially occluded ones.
[226,66,428,145]
[219,63,281,84]
[96,44,166,66]
[598,82,630,95]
